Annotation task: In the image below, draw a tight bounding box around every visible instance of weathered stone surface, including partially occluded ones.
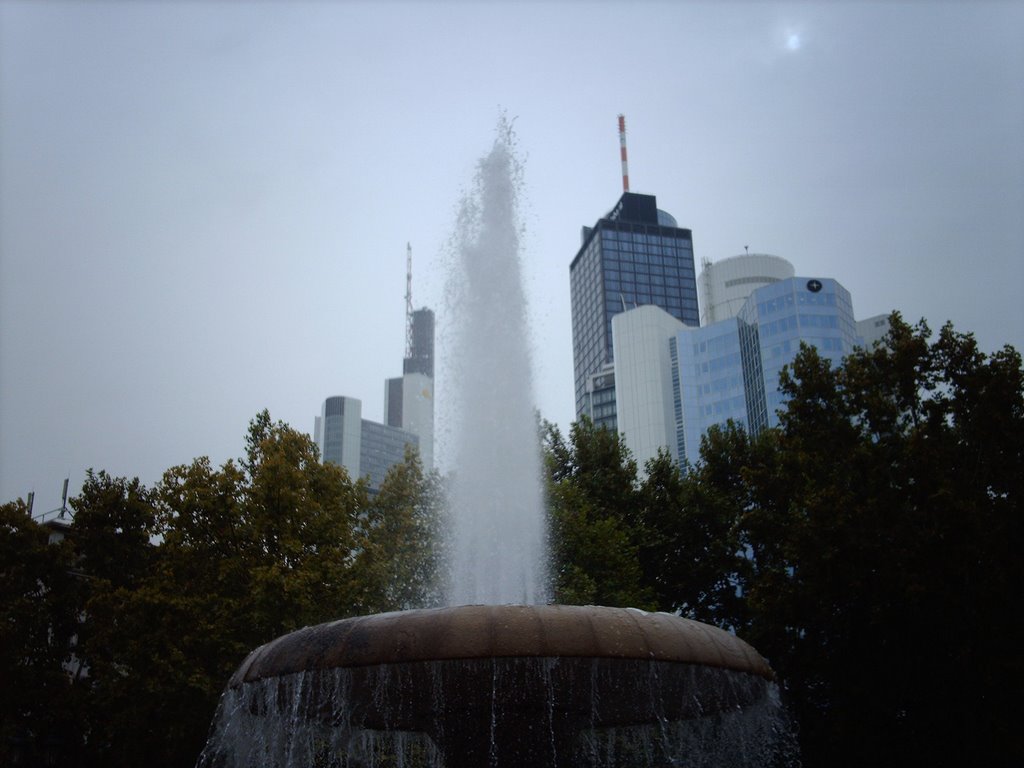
[231,604,772,686]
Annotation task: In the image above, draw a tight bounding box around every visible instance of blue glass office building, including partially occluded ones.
[570,192,699,429]
[673,317,747,463]
[360,420,419,490]
[738,277,857,433]
[667,276,860,466]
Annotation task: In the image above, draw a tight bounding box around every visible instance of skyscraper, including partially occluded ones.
[737,276,858,434]
[315,248,435,489]
[570,191,699,430]
[385,306,434,470]
[607,253,875,469]
[314,395,420,490]
[314,396,363,475]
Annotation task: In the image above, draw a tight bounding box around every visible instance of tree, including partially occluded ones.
[2,410,449,767]
[71,470,163,589]
[544,419,655,609]
[238,410,367,637]
[688,315,1023,767]
[353,446,445,612]
[0,500,85,766]
[638,429,763,630]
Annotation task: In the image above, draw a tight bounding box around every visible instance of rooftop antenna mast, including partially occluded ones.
[405,242,414,358]
[618,114,630,192]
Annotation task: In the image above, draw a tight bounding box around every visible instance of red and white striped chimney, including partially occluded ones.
[618,114,630,192]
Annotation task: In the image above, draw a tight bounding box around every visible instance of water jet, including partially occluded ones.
[197,123,795,766]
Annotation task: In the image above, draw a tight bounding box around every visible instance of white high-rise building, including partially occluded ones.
[698,253,795,325]
[314,396,362,478]
[611,306,687,469]
[608,254,883,471]
[856,314,891,349]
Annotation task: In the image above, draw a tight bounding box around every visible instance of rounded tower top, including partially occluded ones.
[699,253,795,325]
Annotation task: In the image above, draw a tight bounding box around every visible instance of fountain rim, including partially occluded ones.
[230,604,773,686]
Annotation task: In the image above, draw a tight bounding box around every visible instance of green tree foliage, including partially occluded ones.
[638,429,759,630]
[353,446,446,612]
[694,315,1024,767]
[0,411,443,768]
[543,315,1021,767]
[0,499,85,764]
[544,418,655,609]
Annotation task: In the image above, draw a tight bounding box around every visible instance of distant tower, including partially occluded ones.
[315,245,433,488]
[385,243,435,468]
[315,396,362,475]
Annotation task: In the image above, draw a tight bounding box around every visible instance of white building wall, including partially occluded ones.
[699,253,795,325]
[339,397,362,477]
[318,396,362,480]
[857,313,891,349]
[401,372,434,470]
[612,305,686,472]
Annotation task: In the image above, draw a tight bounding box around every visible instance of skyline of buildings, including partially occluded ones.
[605,250,888,469]
[315,282,435,490]
[316,186,893,486]
[567,184,892,472]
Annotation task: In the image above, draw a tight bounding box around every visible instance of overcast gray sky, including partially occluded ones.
[2,1,1022,514]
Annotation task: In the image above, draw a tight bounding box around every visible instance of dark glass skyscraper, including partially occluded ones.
[387,307,435,428]
[570,192,699,428]
[404,308,435,378]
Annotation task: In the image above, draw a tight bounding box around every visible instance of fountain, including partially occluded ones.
[196,605,790,767]
[196,123,796,767]
[442,120,549,606]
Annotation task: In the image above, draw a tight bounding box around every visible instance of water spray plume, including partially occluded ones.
[195,120,796,768]
[443,116,549,606]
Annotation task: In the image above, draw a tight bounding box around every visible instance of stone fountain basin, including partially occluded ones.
[207,605,781,767]
[231,604,772,685]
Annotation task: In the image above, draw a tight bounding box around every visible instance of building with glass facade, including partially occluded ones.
[314,396,420,490]
[316,300,434,491]
[738,277,858,434]
[314,396,363,476]
[606,253,875,469]
[570,192,699,430]
[674,316,747,464]
[360,419,419,490]
[385,307,435,469]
